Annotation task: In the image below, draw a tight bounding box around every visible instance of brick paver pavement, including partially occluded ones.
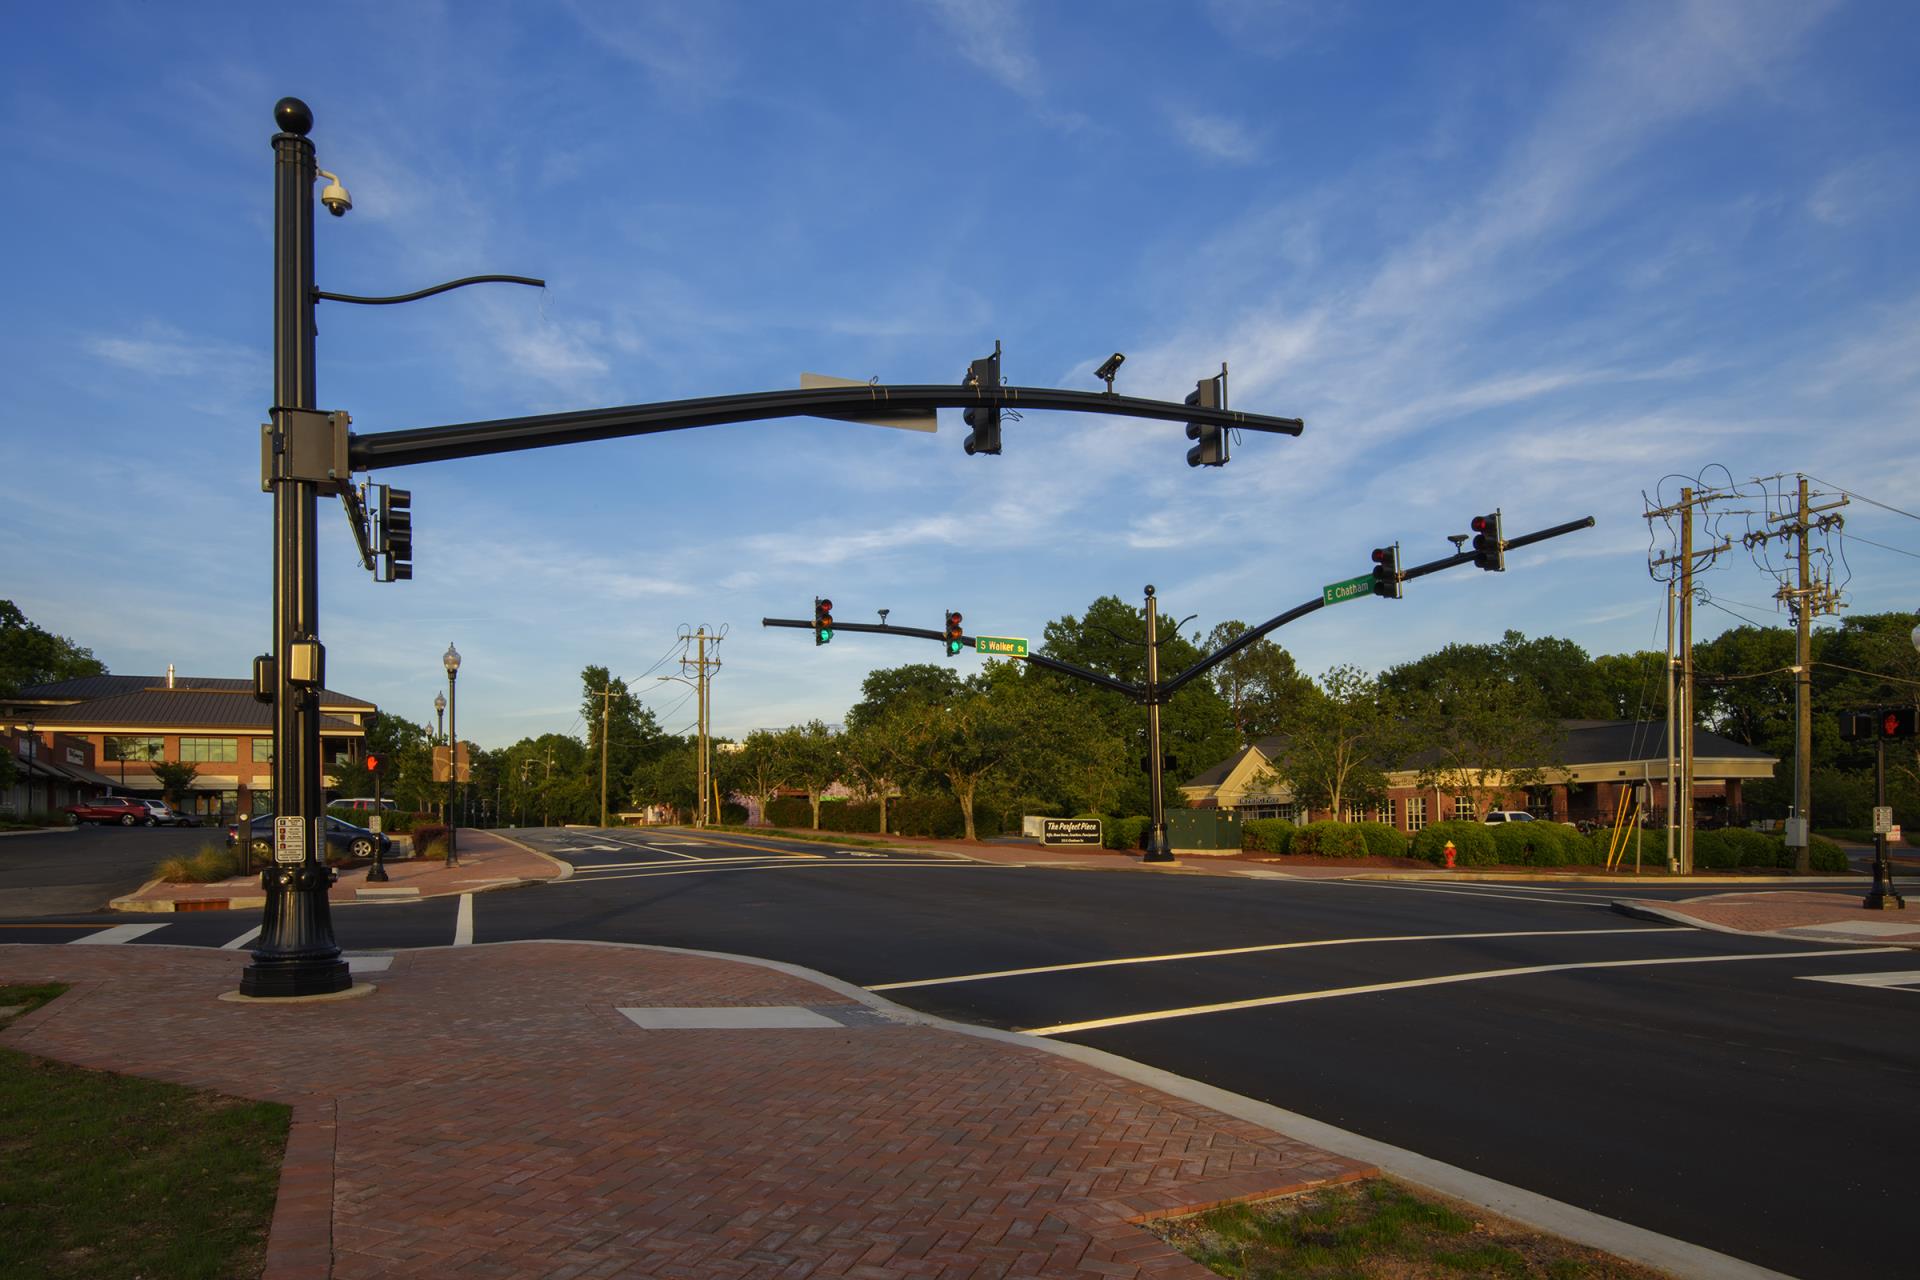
[0,941,1370,1279]
[1615,889,1920,946]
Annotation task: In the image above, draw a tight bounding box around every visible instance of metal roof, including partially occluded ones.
[13,674,373,710]
[14,689,364,734]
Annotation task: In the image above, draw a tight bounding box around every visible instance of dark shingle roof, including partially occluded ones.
[18,689,363,734]
[15,675,373,710]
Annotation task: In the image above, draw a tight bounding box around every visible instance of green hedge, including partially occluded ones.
[761,795,1004,839]
[1293,821,1369,858]
[719,802,749,825]
[1410,821,1497,866]
[1242,819,1295,854]
[1817,827,1920,847]
[1103,815,1152,850]
[1354,821,1409,859]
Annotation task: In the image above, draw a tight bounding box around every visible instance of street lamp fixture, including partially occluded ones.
[443,643,460,866]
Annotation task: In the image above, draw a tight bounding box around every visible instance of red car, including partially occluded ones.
[63,796,160,827]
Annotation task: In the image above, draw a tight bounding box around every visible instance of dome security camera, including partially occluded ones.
[317,169,352,217]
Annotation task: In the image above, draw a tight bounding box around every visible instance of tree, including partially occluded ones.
[844,664,966,732]
[1402,668,1561,817]
[780,720,844,829]
[151,761,198,808]
[896,693,1019,840]
[1203,620,1316,744]
[581,665,668,791]
[1253,666,1401,818]
[1591,651,1667,720]
[735,730,790,824]
[0,600,107,697]
[841,721,903,835]
[1384,630,1609,720]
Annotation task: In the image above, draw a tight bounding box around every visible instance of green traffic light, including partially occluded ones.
[946,640,961,656]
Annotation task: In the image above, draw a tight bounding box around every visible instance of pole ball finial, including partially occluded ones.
[274,97,313,136]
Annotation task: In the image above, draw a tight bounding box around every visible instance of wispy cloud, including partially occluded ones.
[1166,106,1262,164]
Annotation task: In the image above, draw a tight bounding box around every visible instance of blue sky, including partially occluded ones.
[4,1,1917,748]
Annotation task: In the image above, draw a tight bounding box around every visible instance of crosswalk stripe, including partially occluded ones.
[70,923,170,945]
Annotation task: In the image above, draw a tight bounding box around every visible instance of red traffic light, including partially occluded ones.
[1370,547,1391,565]
[1470,515,1491,533]
[818,598,832,613]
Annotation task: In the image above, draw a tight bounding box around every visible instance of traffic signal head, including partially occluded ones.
[1470,511,1504,571]
[1881,706,1916,739]
[944,610,964,656]
[1370,545,1403,599]
[1184,374,1228,467]
[962,351,1002,456]
[365,754,379,772]
[375,485,413,582]
[814,597,834,646]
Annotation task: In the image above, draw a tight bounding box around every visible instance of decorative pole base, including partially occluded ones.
[1141,827,1176,863]
[1864,889,1907,911]
[240,863,352,997]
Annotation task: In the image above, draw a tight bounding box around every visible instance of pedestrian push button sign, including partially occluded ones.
[274,816,306,864]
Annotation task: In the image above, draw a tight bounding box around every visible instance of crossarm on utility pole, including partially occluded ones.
[353,384,1305,471]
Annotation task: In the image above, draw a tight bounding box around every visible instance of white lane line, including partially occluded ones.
[567,854,826,873]
[220,924,263,950]
[70,923,170,945]
[453,892,474,946]
[1020,947,1908,1037]
[550,861,1000,885]
[1798,970,1920,991]
[868,928,1670,991]
[598,833,702,860]
[1332,882,1615,907]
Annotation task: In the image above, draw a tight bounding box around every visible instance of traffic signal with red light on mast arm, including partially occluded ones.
[814,597,834,646]
[1470,511,1505,571]
[1185,370,1229,467]
[1370,544,1403,599]
[945,611,964,656]
[962,344,1002,456]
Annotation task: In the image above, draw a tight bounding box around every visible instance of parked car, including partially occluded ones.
[1481,810,1536,824]
[226,813,393,860]
[139,800,199,827]
[332,798,399,814]
[63,796,160,826]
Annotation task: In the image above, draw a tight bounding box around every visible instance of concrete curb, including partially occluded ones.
[0,825,78,838]
[414,937,1793,1280]
[1355,870,1865,885]
[483,830,574,881]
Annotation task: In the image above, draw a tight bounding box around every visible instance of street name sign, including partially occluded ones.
[1041,817,1102,846]
[975,635,1029,657]
[1322,575,1374,606]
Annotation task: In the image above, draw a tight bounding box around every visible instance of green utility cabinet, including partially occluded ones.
[1168,808,1242,854]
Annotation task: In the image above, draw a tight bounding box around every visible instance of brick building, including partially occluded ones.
[2,670,375,819]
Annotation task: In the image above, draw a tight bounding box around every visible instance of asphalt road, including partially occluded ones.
[0,824,210,915]
[9,825,1919,1279]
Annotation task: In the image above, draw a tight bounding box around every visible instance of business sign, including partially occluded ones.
[1322,575,1374,607]
[975,635,1029,657]
[1041,818,1103,846]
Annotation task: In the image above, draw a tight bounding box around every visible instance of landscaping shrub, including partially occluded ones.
[154,843,246,884]
[410,823,450,859]
[719,802,749,825]
[1292,821,1369,858]
[1353,821,1408,860]
[1410,821,1496,867]
[1718,828,1779,868]
[1808,835,1849,873]
[1242,818,1295,855]
[765,796,812,828]
[1103,815,1152,850]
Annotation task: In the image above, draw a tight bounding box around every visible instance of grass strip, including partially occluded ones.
[0,984,290,1280]
[705,823,896,848]
[1148,1178,1668,1280]
[153,842,249,884]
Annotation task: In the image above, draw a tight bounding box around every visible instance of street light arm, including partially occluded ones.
[351,384,1304,471]
[314,274,546,306]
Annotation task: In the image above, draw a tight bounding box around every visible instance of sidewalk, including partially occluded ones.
[1614,889,1920,947]
[111,830,565,913]
[0,940,1370,1279]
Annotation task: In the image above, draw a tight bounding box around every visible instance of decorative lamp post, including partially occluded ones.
[444,643,460,866]
[434,691,447,822]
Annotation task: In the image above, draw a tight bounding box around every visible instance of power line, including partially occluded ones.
[1841,531,1920,561]
[1802,475,1920,524]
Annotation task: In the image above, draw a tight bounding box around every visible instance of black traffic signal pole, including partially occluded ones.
[347,384,1302,471]
[766,515,1595,861]
[252,99,1305,997]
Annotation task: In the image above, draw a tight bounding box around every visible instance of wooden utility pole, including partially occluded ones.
[679,629,723,826]
[1647,486,1731,875]
[597,685,613,828]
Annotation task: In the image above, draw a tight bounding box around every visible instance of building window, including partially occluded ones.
[1345,803,1364,823]
[1239,804,1285,820]
[1407,797,1427,832]
[252,737,273,763]
[104,736,164,763]
[1382,798,1397,828]
[1454,795,1474,820]
[179,737,237,763]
